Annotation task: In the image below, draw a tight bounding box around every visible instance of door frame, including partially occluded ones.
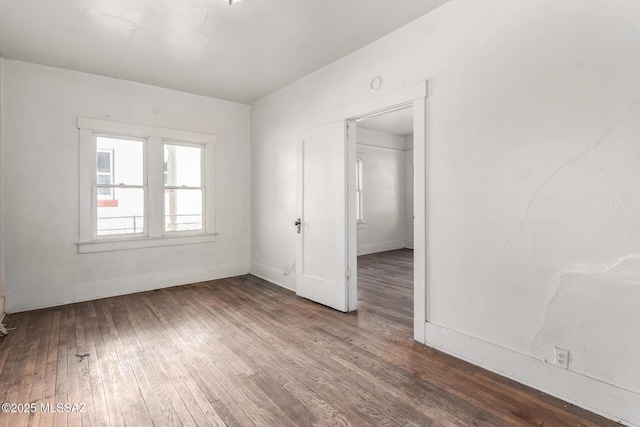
[340,81,429,342]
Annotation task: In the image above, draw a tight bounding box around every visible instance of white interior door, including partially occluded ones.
[296,121,351,312]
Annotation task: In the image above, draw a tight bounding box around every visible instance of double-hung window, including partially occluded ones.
[78,118,216,253]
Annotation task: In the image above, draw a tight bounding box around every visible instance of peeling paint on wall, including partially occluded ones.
[525,101,640,395]
[532,255,640,394]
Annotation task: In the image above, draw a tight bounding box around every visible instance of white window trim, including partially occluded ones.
[77,117,217,253]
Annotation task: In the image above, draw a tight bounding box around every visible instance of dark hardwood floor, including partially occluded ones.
[0,249,620,426]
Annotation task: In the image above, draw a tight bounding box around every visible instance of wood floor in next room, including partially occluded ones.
[0,249,620,426]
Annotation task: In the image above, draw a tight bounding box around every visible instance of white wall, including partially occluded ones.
[0,57,5,319]
[356,128,406,255]
[2,60,251,312]
[250,0,640,424]
[404,135,414,250]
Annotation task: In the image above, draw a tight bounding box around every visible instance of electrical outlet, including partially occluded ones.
[554,347,569,369]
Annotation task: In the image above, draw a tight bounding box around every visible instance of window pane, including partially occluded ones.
[97,188,145,236]
[164,144,201,187]
[97,136,143,185]
[165,189,202,232]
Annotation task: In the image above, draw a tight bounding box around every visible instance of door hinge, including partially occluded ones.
[346,268,352,280]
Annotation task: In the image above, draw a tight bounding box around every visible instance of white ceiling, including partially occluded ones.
[358,107,414,137]
[0,0,449,104]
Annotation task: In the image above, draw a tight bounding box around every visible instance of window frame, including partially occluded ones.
[78,117,217,253]
[94,134,147,239]
[162,140,206,235]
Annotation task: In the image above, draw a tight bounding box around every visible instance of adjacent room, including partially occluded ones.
[0,0,638,425]
[355,107,415,335]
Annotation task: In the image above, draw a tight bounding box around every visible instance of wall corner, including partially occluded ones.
[0,56,5,320]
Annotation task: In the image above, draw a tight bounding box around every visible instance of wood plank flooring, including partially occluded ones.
[0,249,621,426]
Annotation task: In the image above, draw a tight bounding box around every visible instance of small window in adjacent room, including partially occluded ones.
[356,158,364,223]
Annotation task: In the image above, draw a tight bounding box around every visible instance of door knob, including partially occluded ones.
[294,218,301,233]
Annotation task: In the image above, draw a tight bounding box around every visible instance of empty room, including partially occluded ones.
[0,0,638,426]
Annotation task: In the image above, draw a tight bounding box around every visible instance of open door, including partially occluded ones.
[296,121,352,312]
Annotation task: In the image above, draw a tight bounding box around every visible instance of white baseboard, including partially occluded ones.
[250,261,296,292]
[6,261,251,313]
[423,322,639,427]
[357,240,405,256]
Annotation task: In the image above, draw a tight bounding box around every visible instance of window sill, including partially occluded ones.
[77,233,218,254]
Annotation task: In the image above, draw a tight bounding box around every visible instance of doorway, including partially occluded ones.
[343,81,428,342]
[353,106,415,335]
[295,81,427,341]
